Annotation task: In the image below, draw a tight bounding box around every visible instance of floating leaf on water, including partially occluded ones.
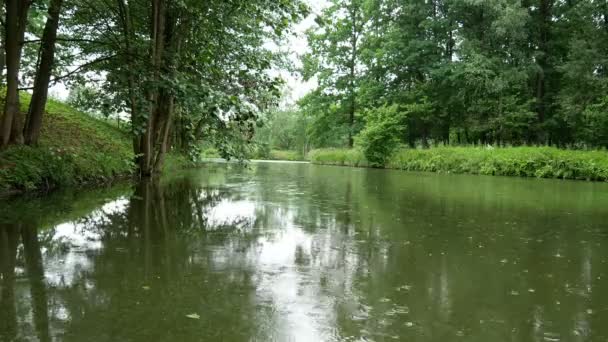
[186,313,200,319]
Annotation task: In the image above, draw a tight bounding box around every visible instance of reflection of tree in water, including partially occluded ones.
[0,224,51,342]
[0,226,19,341]
[0,176,268,341]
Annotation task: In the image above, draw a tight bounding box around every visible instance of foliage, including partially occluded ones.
[310,147,608,181]
[309,148,369,167]
[266,150,304,161]
[301,0,608,156]
[299,0,367,147]
[253,108,309,157]
[356,105,405,166]
[59,0,309,174]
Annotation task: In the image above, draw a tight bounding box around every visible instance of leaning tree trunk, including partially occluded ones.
[24,0,64,146]
[1,0,28,147]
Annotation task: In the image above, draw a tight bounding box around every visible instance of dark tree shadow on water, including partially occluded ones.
[0,223,51,342]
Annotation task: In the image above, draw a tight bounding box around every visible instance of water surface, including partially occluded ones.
[1,162,608,341]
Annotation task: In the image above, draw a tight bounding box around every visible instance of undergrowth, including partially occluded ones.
[309,147,608,181]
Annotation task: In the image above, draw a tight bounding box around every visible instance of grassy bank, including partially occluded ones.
[201,147,306,161]
[309,147,608,181]
[262,150,304,161]
[0,96,135,194]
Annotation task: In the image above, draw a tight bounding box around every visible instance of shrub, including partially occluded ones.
[356,105,404,167]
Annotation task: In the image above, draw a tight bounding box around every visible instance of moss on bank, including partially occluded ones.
[309,147,608,181]
[0,96,135,194]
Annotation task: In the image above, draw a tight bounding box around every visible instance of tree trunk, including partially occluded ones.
[153,91,174,172]
[1,0,31,147]
[0,4,5,86]
[535,0,551,127]
[347,3,358,149]
[139,0,166,176]
[24,0,64,145]
[117,0,143,168]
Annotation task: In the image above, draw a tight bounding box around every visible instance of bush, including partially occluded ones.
[356,105,404,166]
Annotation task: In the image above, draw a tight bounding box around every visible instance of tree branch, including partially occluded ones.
[18,54,117,91]
[23,37,109,45]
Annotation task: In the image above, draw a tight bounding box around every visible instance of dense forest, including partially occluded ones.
[299,0,608,157]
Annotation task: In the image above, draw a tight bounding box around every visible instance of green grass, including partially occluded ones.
[263,150,305,161]
[201,147,306,162]
[308,148,370,167]
[309,147,608,181]
[0,94,135,193]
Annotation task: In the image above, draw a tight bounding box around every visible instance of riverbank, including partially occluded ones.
[309,147,608,181]
[201,147,306,161]
[0,96,135,194]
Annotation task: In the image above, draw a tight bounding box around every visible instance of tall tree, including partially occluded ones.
[23,0,64,145]
[302,0,367,148]
[1,0,32,147]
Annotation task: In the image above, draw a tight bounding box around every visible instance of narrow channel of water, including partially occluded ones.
[1,162,607,341]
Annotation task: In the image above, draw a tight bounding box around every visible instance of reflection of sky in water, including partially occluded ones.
[205,199,339,341]
[45,197,129,287]
[207,199,256,228]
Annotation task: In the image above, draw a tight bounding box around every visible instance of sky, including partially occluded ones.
[49,0,328,106]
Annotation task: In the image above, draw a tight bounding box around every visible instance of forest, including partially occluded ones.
[1,0,608,192]
[299,0,608,152]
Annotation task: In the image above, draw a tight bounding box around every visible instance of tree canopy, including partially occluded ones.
[300,0,608,162]
[1,0,309,174]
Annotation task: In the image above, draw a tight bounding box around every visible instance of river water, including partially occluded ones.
[1,161,608,341]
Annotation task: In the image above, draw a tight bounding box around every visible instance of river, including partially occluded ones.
[1,161,607,341]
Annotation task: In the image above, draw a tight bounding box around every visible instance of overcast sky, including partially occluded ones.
[276,0,328,106]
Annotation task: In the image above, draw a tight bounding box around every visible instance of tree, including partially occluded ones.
[23,0,64,145]
[65,0,309,175]
[301,0,367,148]
[1,0,32,147]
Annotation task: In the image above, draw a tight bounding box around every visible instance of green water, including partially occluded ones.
[1,161,608,341]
